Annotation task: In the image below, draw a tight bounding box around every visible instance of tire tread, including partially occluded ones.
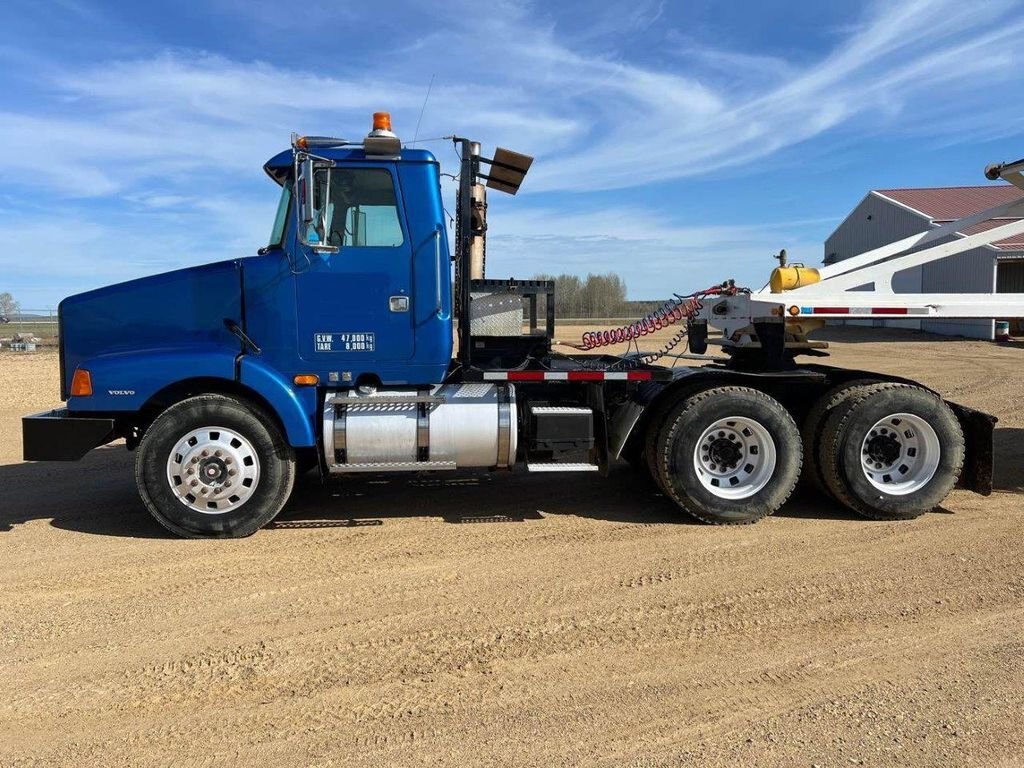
[657,386,802,525]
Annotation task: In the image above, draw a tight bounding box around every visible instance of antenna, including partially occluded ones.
[412,74,435,146]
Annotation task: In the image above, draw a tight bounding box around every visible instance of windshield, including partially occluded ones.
[268,184,291,248]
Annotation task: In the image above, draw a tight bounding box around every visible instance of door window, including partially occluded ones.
[326,169,404,248]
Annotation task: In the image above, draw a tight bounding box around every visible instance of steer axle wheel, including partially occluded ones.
[655,386,802,524]
[135,394,296,538]
[819,383,963,520]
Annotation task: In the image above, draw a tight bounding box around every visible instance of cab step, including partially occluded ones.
[526,463,599,472]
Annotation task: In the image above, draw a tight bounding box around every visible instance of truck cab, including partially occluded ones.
[21,113,1002,539]
[251,141,453,387]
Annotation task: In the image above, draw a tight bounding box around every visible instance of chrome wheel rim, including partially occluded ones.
[166,426,260,514]
[859,412,940,496]
[693,416,777,500]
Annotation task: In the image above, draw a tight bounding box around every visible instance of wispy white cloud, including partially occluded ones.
[3,0,1018,199]
[0,0,1022,304]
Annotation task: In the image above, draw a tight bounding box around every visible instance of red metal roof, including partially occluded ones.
[958,219,1024,251]
[875,185,1024,251]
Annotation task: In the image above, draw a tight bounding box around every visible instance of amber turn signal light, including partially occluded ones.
[293,374,319,387]
[70,369,93,397]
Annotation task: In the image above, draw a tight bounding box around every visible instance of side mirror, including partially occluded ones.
[297,153,315,229]
[294,152,339,253]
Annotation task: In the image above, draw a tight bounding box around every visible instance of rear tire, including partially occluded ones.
[655,386,802,524]
[135,394,296,538]
[801,378,880,495]
[819,383,963,520]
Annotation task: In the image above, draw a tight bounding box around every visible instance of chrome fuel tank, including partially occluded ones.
[322,383,516,471]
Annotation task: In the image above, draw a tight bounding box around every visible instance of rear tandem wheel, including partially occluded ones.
[818,383,964,520]
[653,386,803,524]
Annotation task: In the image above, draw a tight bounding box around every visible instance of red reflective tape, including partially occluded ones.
[812,307,849,314]
[506,371,546,381]
[627,370,653,380]
[567,371,606,381]
[871,307,909,315]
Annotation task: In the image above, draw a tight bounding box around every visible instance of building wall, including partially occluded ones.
[825,192,1000,339]
[920,247,996,339]
[824,193,924,330]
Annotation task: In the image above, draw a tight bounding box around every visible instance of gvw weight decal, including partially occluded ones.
[314,332,376,352]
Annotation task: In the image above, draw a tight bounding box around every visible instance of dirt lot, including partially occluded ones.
[1,327,1022,767]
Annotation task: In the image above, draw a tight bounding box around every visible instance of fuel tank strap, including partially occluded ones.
[417,387,430,462]
[497,384,513,468]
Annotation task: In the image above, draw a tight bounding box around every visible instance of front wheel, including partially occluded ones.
[654,386,802,524]
[135,394,296,538]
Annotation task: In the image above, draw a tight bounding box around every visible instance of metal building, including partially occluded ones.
[824,185,1024,339]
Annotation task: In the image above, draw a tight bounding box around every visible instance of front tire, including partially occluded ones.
[655,386,802,524]
[135,394,296,538]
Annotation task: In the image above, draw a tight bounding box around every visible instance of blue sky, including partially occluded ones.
[1,0,1023,308]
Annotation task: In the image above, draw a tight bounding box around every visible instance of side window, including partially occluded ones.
[327,169,404,248]
[268,184,291,248]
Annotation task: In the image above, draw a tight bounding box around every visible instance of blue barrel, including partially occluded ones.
[995,320,1010,341]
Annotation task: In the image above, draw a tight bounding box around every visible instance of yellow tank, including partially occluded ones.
[770,265,821,293]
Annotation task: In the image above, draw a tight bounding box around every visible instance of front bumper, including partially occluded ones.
[22,408,117,461]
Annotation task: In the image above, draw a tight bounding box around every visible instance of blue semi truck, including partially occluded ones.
[22,113,1001,537]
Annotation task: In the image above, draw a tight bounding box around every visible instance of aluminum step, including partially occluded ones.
[330,460,457,473]
[526,462,599,473]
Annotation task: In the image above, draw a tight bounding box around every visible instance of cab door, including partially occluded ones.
[294,165,414,364]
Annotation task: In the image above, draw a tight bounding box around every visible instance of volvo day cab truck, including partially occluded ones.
[23,113,1024,538]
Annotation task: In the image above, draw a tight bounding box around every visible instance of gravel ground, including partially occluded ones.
[1,327,1022,767]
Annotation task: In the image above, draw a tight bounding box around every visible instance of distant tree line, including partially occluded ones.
[532,273,665,319]
[533,273,626,318]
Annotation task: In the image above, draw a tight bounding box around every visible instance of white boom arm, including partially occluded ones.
[736,157,1024,325]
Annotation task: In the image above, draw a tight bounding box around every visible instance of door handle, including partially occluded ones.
[434,228,448,319]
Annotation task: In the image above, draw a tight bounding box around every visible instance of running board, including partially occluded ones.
[526,463,599,472]
[330,460,457,473]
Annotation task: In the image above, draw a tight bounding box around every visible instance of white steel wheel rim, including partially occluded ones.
[166,426,261,514]
[859,412,940,496]
[693,416,777,500]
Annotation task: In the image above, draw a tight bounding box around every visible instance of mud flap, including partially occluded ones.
[949,401,996,496]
